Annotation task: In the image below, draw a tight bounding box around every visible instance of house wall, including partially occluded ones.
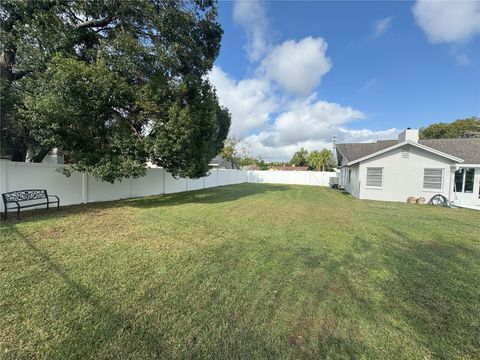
[339,164,360,198]
[357,145,455,203]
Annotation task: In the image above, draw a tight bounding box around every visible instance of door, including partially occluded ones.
[453,168,480,206]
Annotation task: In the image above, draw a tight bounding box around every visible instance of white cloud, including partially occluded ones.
[413,0,480,44]
[373,17,392,38]
[240,96,369,161]
[261,37,332,95]
[262,96,365,147]
[243,126,400,162]
[360,77,378,91]
[208,66,277,137]
[337,128,400,143]
[233,0,270,62]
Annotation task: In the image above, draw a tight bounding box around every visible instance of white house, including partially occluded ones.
[336,129,480,208]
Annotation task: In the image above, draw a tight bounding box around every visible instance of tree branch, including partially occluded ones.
[75,16,114,29]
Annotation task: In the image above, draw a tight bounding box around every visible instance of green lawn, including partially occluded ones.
[1,184,479,359]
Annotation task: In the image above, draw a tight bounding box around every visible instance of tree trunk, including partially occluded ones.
[10,143,27,162]
[30,148,51,163]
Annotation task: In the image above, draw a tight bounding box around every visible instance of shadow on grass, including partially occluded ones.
[0,183,290,226]
[8,226,170,358]
[127,183,290,209]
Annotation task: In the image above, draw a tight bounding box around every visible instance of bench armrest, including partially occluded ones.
[48,195,60,202]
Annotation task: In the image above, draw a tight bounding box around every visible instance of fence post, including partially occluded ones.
[162,168,166,194]
[0,160,7,212]
[81,173,88,203]
[0,160,7,194]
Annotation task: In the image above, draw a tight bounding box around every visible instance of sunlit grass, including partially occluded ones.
[1,184,479,359]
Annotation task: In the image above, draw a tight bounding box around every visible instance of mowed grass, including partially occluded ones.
[1,184,479,359]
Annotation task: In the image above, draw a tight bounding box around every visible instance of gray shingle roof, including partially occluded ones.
[336,140,397,163]
[336,138,480,164]
[209,156,224,166]
[420,138,480,164]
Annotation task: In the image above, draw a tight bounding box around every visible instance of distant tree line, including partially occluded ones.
[220,138,335,171]
[420,117,480,139]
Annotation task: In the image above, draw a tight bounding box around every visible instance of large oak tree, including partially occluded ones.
[0,0,230,182]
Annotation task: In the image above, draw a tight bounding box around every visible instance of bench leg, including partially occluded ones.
[3,209,6,220]
[17,207,20,220]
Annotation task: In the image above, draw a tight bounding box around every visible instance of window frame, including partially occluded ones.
[422,168,443,192]
[366,167,383,188]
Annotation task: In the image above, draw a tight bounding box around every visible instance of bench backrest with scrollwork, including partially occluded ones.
[2,189,48,204]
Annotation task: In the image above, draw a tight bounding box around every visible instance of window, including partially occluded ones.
[423,169,443,190]
[465,168,475,193]
[348,169,351,184]
[454,169,464,192]
[454,168,476,193]
[366,167,383,187]
[402,147,410,159]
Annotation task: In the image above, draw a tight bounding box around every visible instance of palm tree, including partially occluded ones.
[308,149,334,171]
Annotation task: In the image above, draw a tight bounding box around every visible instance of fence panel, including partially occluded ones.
[132,168,164,197]
[204,170,218,188]
[187,177,204,191]
[87,176,132,202]
[3,162,84,207]
[164,172,188,194]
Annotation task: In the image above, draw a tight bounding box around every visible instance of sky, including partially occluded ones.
[208,0,480,161]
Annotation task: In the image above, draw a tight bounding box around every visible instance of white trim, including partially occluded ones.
[347,140,464,166]
[458,164,480,168]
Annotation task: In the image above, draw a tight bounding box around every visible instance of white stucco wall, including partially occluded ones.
[357,145,455,203]
[340,164,360,198]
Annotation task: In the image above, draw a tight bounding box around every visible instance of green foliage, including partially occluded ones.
[420,117,480,139]
[220,138,242,169]
[290,147,309,167]
[1,0,230,182]
[308,149,334,171]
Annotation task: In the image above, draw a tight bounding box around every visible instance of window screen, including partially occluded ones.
[423,169,442,190]
[366,168,382,187]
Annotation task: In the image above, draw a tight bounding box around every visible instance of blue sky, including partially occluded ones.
[209,1,480,161]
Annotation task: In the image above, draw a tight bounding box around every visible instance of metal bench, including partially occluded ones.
[2,189,60,219]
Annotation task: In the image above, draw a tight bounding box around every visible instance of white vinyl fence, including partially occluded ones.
[0,160,336,211]
[247,170,335,186]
